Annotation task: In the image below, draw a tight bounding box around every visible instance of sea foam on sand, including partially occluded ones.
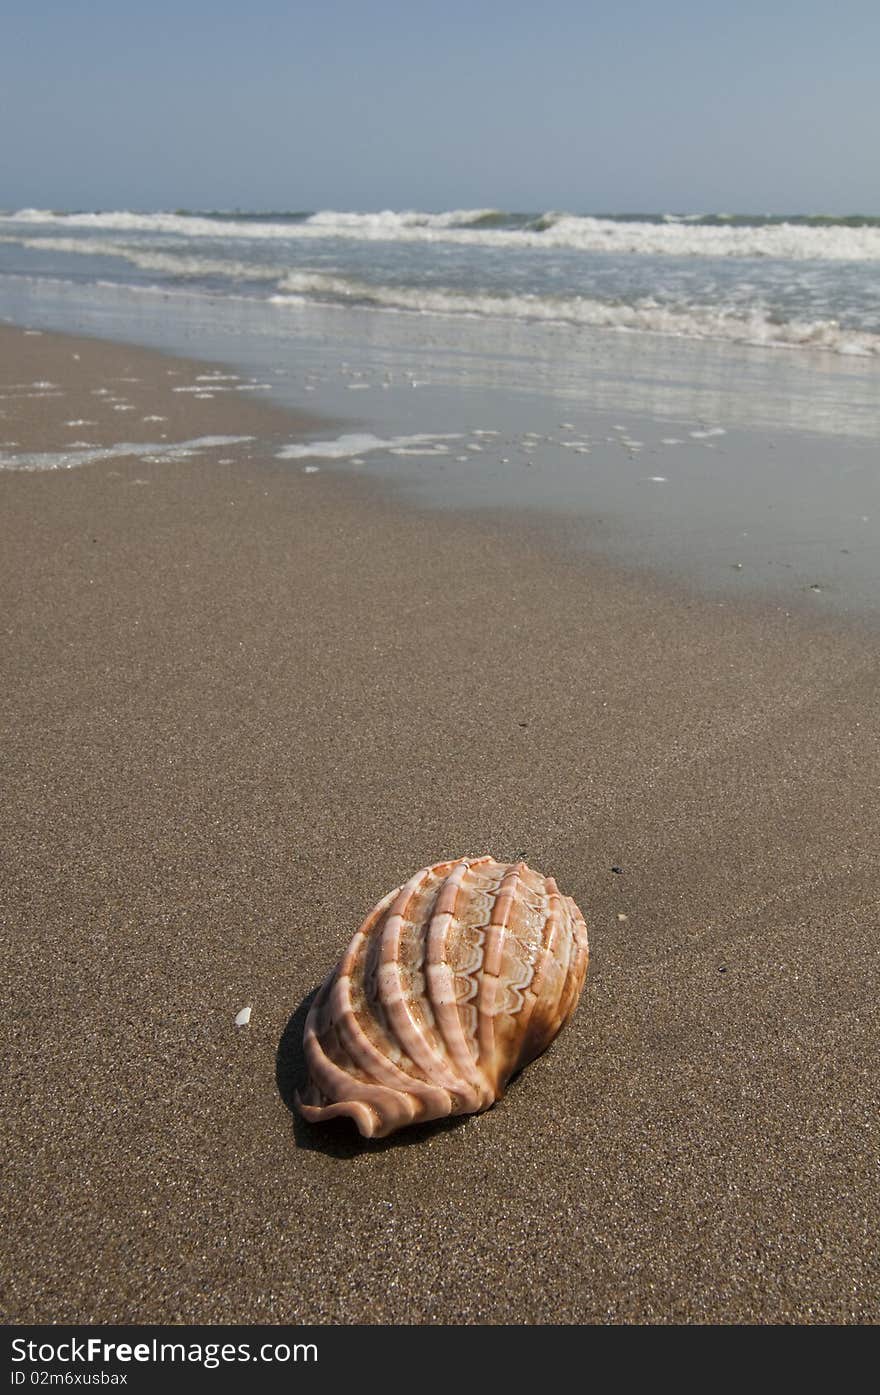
[0,435,252,472]
[277,432,461,461]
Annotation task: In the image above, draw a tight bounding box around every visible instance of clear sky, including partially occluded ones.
[2,0,877,213]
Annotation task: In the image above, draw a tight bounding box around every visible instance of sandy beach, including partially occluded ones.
[2,323,878,1325]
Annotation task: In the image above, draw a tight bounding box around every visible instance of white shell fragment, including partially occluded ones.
[234,1006,252,1027]
[296,856,589,1139]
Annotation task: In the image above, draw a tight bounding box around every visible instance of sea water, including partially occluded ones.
[1,207,879,357]
[2,206,879,610]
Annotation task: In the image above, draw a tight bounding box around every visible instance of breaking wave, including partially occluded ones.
[4,207,880,261]
[271,273,880,356]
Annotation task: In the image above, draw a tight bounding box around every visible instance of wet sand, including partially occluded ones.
[2,324,878,1324]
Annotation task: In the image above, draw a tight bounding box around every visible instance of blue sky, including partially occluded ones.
[2,0,877,212]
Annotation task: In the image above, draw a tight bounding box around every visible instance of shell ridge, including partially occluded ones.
[423,859,493,1112]
[502,876,562,1067]
[523,881,561,1007]
[351,908,432,1079]
[296,1096,380,1136]
[297,880,444,1135]
[557,900,590,1023]
[548,881,588,1027]
[332,973,454,1115]
[549,881,578,1022]
[298,1023,418,1134]
[376,867,464,1097]
[336,884,402,982]
[475,861,522,1087]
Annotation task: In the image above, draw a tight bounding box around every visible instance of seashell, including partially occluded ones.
[295,856,589,1138]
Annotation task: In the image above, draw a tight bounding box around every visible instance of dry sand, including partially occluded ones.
[1,324,878,1324]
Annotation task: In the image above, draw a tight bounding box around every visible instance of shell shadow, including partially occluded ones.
[275,987,471,1157]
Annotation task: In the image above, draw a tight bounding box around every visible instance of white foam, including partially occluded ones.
[0,388,64,399]
[0,435,252,472]
[277,431,461,461]
[173,383,235,393]
[0,233,288,284]
[389,446,449,456]
[271,275,880,356]
[0,382,57,392]
[6,208,879,261]
[306,207,498,232]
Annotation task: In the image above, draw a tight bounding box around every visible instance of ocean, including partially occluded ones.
[1,206,879,357]
[2,206,879,610]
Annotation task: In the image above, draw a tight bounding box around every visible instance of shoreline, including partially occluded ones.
[0,320,330,461]
[4,317,880,627]
[3,324,879,1324]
